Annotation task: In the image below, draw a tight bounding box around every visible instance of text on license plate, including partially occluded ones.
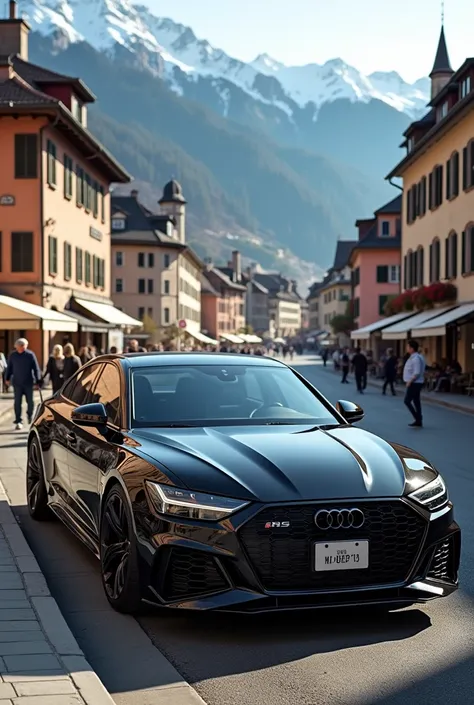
[314,540,369,572]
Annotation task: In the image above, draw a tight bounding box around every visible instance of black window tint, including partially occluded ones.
[90,363,121,425]
[15,134,38,178]
[66,365,102,406]
[11,232,33,272]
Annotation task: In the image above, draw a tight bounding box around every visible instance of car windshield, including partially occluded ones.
[131,364,339,427]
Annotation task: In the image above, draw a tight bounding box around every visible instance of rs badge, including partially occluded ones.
[264,521,290,528]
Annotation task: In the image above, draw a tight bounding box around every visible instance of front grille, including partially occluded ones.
[427,538,456,581]
[162,547,229,601]
[239,501,427,591]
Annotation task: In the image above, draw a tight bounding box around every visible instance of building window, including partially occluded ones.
[445,232,458,279]
[163,279,170,295]
[76,248,83,283]
[15,134,38,179]
[76,166,84,206]
[92,255,98,288]
[163,307,170,324]
[99,259,105,289]
[148,253,154,268]
[164,253,170,268]
[462,226,474,274]
[138,278,145,294]
[147,279,154,294]
[112,217,126,230]
[378,295,389,316]
[406,184,418,223]
[63,154,73,199]
[84,173,92,212]
[446,151,460,200]
[389,265,400,283]
[429,165,443,209]
[416,246,424,286]
[85,252,91,285]
[147,308,153,319]
[115,251,123,267]
[407,137,414,153]
[353,297,360,319]
[462,140,474,191]
[11,232,33,272]
[138,253,145,268]
[48,236,58,276]
[429,239,441,283]
[92,180,99,218]
[352,267,360,287]
[46,139,57,187]
[64,242,72,281]
[460,76,471,99]
[138,307,145,320]
[437,101,448,121]
[416,177,427,217]
[115,278,123,293]
[99,186,105,223]
[380,221,390,237]
[376,265,389,283]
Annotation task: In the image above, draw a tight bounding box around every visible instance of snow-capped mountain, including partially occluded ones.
[21,0,429,119]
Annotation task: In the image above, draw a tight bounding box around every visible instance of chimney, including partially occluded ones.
[232,250,241,282]
[131,189,139,199]
[0,0,30,60]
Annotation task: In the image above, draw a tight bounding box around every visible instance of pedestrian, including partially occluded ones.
[341,348,350,384]
[382,348,398,396]
[43,344,66,394]
[351,347,368,394]
[322,349,328,367]
[63,343,82,382]
[403,339,426,428]
[5,338,41,430]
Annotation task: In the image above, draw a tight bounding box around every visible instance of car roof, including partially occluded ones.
[114,352,287,369]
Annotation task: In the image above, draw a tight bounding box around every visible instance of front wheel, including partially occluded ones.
[100,485,142,614]
[26,438,51,521]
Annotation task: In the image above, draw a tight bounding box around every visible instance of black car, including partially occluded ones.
[27,352,460,613]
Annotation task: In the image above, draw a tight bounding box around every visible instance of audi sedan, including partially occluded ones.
[26,352,460,613]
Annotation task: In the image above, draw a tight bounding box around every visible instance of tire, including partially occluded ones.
[100,484,142,614]
[26,438,51,521]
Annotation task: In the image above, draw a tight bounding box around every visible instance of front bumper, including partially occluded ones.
[135,498,460,613]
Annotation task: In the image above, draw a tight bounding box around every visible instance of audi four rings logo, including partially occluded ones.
[314,508,365,530]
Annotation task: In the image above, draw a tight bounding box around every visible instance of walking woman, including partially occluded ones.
[43,344,66,394]
[63,343,82,382]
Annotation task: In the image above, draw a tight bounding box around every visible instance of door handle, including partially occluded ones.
[67,432,77,444]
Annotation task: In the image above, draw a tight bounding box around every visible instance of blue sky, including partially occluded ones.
[145,0,473,83]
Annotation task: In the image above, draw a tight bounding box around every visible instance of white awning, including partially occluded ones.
[240,334,263,344]
[74,299,142,328]
[381,306,457,340]
[0,295,78,332]
[220,334,244,344]
[189,331,218,345]
[411,303,474,337]
[351,312,415,340]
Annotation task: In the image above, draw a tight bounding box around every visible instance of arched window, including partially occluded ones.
[416,246,424,286]
[462,223,474,275]
[445,231,458,279]
[429,238,441,283]
[446,152,459,200]
[462,140,474,191]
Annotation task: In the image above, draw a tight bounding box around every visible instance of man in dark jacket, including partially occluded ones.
[383,348,398,396]
[352,347,368,393]
[341,348,350,384]
[5,338,41,430]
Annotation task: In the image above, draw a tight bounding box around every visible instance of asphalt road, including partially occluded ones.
[2,356,474,705]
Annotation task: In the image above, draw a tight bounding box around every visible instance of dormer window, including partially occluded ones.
[70,94,86,126]
[112,216,126,231]
[166,221,173,238]
[460,76,471,99]
[437,101,449,121]
[380,220,390,237]
[407,137,415,152]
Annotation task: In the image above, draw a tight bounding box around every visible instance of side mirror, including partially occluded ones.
[336,400,364,424]
[72,403,107,427]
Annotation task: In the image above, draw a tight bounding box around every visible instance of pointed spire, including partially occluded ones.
[430,25,453,76]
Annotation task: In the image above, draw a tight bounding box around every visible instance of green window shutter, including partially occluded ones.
[461,231,466,274]
[376,265,388,283]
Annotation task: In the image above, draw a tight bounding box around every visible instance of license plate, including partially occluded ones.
[315,540,369,572]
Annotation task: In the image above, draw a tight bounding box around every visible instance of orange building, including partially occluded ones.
[0,1,138,364]
[201,252,246,341]
[350,195,402,338]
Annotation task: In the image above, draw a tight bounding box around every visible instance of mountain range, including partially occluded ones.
[20,0,425,283]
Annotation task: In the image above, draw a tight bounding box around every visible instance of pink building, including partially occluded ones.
[349,195,402,329]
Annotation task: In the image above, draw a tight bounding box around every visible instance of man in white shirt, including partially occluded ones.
[403,339,426,428]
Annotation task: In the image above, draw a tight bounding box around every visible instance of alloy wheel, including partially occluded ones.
[27,441,42,513]
[101,492,131,601]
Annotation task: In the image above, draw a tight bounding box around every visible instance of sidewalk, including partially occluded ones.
[320,363,474,415]
[0,478,115,705]
[0,391,46,427]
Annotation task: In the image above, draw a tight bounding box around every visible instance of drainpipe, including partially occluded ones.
[388,177,403,192]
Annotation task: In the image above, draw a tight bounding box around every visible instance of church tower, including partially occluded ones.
[159,180,187,244]
[430,24,454,100]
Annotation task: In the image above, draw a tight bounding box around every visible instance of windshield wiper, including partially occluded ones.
[148,423,198,428]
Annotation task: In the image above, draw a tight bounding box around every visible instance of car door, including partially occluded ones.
[68,361,123,540]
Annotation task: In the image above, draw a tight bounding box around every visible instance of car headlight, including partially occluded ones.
[408,475,448,512]
[145,481,249,521]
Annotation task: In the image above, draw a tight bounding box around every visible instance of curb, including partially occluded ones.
[319,365,474,416]
[0,478,115,705]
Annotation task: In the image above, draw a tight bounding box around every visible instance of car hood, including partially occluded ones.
[131,424,416,502]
